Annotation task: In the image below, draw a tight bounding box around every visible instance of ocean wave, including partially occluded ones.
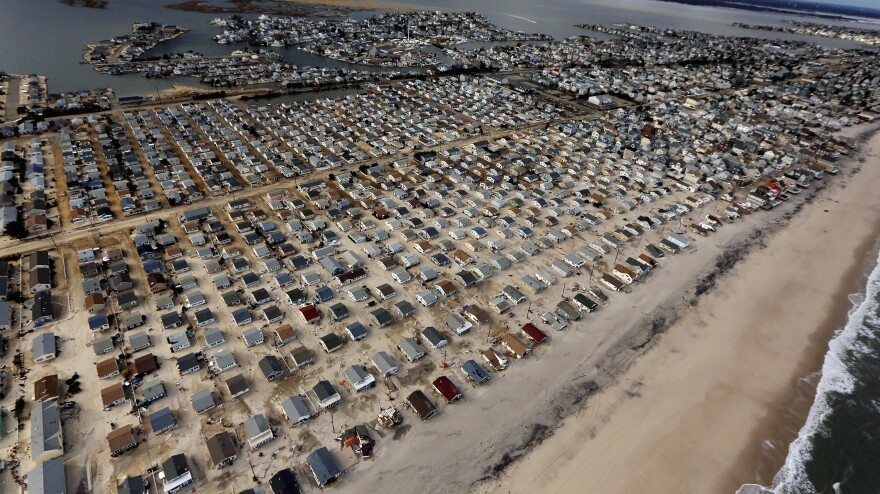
[741,250,880,494]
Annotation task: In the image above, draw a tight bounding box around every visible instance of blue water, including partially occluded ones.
[0,0,869,95]
[739,249,880,494]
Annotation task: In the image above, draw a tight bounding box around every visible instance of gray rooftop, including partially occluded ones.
[28,457,66,494]
[31,401,63,460]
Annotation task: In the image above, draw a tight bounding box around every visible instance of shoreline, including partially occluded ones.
[483,126,880,494]
[725,126,880,492]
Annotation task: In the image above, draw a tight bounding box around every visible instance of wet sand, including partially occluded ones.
[487,127,880,494]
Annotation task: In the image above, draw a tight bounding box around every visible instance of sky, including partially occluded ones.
[817,0,880,10]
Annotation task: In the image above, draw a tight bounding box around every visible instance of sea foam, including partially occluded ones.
[739,250,880,494]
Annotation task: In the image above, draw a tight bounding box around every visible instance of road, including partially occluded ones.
[4,76,20,120]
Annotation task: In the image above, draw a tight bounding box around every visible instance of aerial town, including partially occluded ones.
[0,8,878,494]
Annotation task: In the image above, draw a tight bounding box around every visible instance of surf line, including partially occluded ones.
[502,13,538,23]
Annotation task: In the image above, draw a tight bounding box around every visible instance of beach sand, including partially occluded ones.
[486,127,880,494]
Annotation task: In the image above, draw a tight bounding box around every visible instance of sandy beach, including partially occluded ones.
[485,127,880,494]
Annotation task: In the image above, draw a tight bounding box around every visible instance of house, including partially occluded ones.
[244,414,275,449]
[374,283,396,301]
[556,300,581,321]
[372,351,399,377]
[140,379,167,404]
[613,264,636,284]
[313,380,341,409]
[347,285,369,302]
[222,290,241,307]
[370,307,394,328]
[109,272,133,292]
[147,273,168,293]
[154,294,174,310]
[29,267,52,293]
[599,273,625,292]
[99,378,126,405]
[343,321,367,341]
[27,457,66,494]
[501,285,526,305]
[0,300,9,331]
[129,331,152,352]
[307,447,342,487]
[416,290,438,307]
[319,333,344,353]
[33,374,60,403]
[274,324,297,346]
[33,332,57,363]
[442,313,471,336]
[464,305,491,325]
[117,475,147,494]
[31,401,63,462]
[343,365,376,392]
[149,407,177,434]
[82,278,102,296]
[406,389,438,420]
[501,333,529,359]
[225,373,250,399]
[299,305,321,324]
[167,331,190,353]
[160,454,193,494]
[421,326,448,349]
[89,313,110,332]
[398,337,426,362]
[482,347,509,371]
[206,431,238,469]
[269,468,300,494]
[123,313,146,330]
[290,346,315,368]
[212,349,238,373]
[393,299,416,318]
[232,308,253,326]
[521,323,549,344]
[176,352,201,376]
[461,359,490,384]
[191,389,219,414]
[107,424,137,457]
[95,357,119,379]
[130,353,159,376]
[92,336,115,355]
[259,355,284,381]
[161,311,184,330]
[434,280,457,298]
[32,291,54,326]
[194,308,215,327]
[432,375,463,403]
[280,396,311,425]
[241,328,265,348]
[573,293,599,312]
[116,290,139,310]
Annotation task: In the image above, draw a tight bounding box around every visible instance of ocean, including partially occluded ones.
[739,250,880,494]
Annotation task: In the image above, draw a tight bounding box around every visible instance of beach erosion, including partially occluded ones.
[482,124,880,494]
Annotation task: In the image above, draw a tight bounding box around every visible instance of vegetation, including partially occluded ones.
[3,220,28,239]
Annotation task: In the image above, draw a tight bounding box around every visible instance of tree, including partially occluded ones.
[4,220,27,239]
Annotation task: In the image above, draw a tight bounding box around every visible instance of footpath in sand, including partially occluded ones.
[489,129,880,494]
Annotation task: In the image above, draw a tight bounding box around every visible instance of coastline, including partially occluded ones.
[484,126,880,494]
